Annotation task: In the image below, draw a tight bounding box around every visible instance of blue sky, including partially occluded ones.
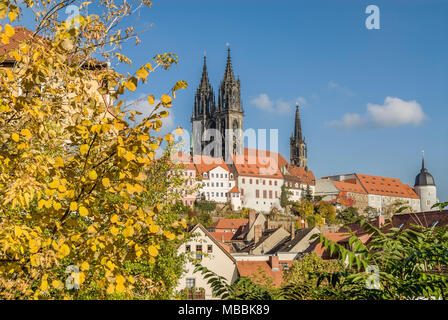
[19,0,448,201]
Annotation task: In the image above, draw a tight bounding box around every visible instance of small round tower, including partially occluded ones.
[414,151,437,212]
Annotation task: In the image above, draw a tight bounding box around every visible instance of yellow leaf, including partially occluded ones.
[40,279,49,292]
[106,284,115,295]
[58,244,70,257]
[161,94,172,104]
[110,214,119,224]
[20,128,32,140]
[136,67,149,80]
[124,79,137,92]
[147,95,155,105]
[123,226,134,238]
[88,170,98,180]
[102,178,110,188]
[110,226,119,236]
[81,261,89,271]
[70,202,78,211]
[1,33,9,44]
[116,283,125,294]
[149,225,159,233]
[4,24,15,37]
[116,275,125,285]
[52,280,64,290]
[53,201,62,210]
[8,11,17,23]
[80,144,89,155]
[11,133,19,142]
[148,245,158,257]
[79,206,89,217]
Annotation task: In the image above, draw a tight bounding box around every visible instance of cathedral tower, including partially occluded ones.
[191,55,216,155]
[191,47,244,158]
[290,104,307,168]
[215,46,244,157]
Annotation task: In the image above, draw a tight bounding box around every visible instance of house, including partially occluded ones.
[236,255,291,287]
[176,224,238,299]
[317,173,421,214]
[281,165,316,202]
[232,148,285,212]
[194,155,239,206]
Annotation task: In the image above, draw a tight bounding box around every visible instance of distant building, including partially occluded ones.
[176,224,238,300]
[316,173,421,214]
[414,151,438,212]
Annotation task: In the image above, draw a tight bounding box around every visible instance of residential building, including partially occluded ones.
[176,224,238,300]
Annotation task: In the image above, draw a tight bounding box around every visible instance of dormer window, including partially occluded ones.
[203,173,208,178]
[230,174,233,179]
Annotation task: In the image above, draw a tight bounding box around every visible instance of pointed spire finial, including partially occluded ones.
[421,150,426,171]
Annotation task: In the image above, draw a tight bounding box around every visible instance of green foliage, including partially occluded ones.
[194,212,213,228]
[316,201,337,224]
[194,200,217,212]
[280,184,292,208]
[337,206,360,224]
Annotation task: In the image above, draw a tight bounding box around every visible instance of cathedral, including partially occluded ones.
[191,48,244,159]
[191,47,307,168]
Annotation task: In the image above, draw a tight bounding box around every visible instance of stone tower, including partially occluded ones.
[290,104,307,168]
[191,47,244,158]
[191,55,216,156]
[414,151,437,212]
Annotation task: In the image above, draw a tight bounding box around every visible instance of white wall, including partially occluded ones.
[198,166,236,203]
[176,227,238,300]
[237,176,283,212]
[415,185,437,212]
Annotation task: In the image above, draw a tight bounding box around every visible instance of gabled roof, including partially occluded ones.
[236,261,285,287]
[193,155,230,175]
[232,148,286,179]
[209,231,235,242]
[268,227,318,253]
[189,224,236,263]
[283,165,316,186]
[355,173,419,199]
[209,218,248,231]
[228,185,240,193]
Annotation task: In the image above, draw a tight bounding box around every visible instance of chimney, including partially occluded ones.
[254,224,262,244]
[378,214,385,227]
[266,219,271,230]
[290,222,295,241]
[248,210,256,229]
[269,255,279,271]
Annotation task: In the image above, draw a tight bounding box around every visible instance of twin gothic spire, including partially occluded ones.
[193,47,242,119]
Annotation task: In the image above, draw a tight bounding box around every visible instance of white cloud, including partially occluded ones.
[328,113,366,129]
[328,96,427,129]
[367,97,426,127]
[125,94,175,132]
[250,94,306,115]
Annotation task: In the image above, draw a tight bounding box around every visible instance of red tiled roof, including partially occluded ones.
[333,180,367,194]
[0,27,36,59]
[312,233,350,257]
[229,186,240,193]
[236,261,285,287]
[355,173,419,199]
[209,218,248,230]
[209,231,235,242]
[192,155,230,175]
[232,148,286,179]
[284,165,316,185]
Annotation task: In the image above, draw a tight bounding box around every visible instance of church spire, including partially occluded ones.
[294,103,303,141]
[222,44,235,83]
[199,53,211,90]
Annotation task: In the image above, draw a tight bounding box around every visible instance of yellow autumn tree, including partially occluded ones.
[0,0,189,299]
